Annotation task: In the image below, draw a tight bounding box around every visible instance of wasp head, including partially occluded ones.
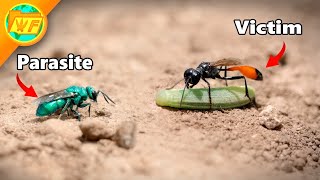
[86,86,98,102]
[184,68,201,88]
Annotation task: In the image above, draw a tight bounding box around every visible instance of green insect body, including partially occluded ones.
[156,86,255,110]
[36,99,67,116]
[35,85,114,120]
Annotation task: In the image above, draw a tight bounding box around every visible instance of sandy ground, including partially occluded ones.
[0,0,319,179]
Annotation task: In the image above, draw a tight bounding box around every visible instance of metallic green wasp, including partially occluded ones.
[34,86,114,121]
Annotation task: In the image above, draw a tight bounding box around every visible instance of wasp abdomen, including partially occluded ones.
[36,99,67,116]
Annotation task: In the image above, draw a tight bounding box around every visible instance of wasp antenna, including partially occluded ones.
[96,90,108,103]
[101,91,115,104]
[103,94,110,103]
[166,78,184,90]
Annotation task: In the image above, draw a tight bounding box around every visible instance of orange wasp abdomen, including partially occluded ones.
[227,66,263,80]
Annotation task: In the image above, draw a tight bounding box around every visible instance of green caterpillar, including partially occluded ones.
[156,86,255,110]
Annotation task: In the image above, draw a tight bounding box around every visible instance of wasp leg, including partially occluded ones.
[218,105,225,113]
[180,78,191,108]
[219,66,228,86]
[59,99,71,119]
[202,78,212,109]
[78,103,91,117]
[180,84,188,108]
[224,66,228,86]
[216,75,252,102]
[71,109,81,121]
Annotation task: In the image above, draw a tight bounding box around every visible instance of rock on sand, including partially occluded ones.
[79,119,114,141]
[259,105,282,130]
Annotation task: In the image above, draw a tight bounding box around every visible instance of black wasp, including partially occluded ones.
[168,59,263,108]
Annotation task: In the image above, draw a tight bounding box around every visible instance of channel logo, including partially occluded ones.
[5,3,47,46]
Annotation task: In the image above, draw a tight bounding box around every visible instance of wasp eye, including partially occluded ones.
[92,91,98,101]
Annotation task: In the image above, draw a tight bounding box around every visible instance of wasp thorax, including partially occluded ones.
[198,62,210,70]
[184,68,201,86]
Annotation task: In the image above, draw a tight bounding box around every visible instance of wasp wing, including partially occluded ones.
[210,58,242,67]
[33,90,76,105]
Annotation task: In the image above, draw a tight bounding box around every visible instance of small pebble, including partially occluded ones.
[311,154,319,162]
[312,145,317,150]
[38,119,81,139]
[309,161,318,169]
[294,150,307,161]
[259,105,282,130]
[280,161,294,173]
[293,158,306,170]
[262,151,274,162]
[79,119,114,141]
[113,121,136,149]
[277,144,289,151]
[281,149,291,156]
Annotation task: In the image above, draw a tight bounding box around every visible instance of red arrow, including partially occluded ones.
[16,73,38,98]
[266,42,286,68]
